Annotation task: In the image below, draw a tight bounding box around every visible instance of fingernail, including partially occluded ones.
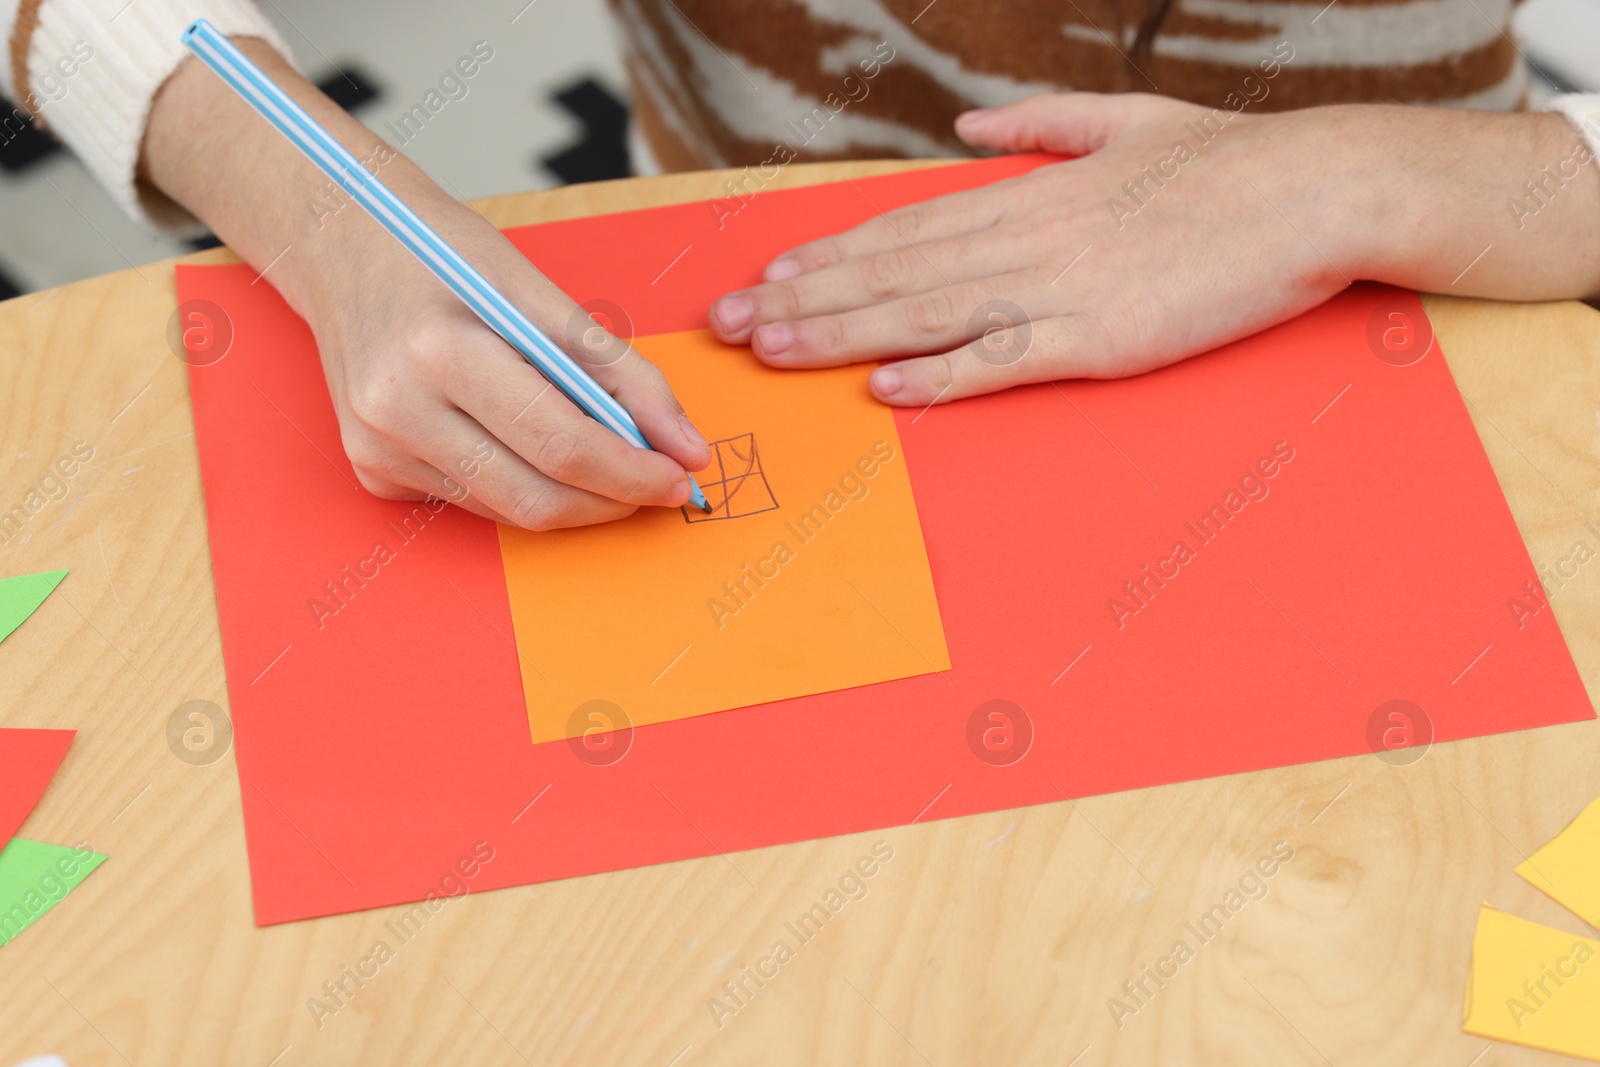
[667,478,691,506]
[765,258,801,282]
[956,108,993,126]
[714,295,751,334]
[871,366,903,398]
[679,413,708,453]
[755,323,794,357]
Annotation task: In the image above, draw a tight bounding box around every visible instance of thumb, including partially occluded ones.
[955,92,1162,156]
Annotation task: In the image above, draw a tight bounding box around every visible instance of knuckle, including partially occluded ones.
[351,463,407,500]
[347,373,408,433]
[1049,307,1126,377]
[506,482,562,531]
[351,467,386,496]
[403,319,460,377]
[625,358,680,411]
[797,240,838,271]
[807,314,847,353]
[908,288,958,338]
[532,429,584,480]
[619,467,658,504]
[1070,311,1125,377]
[1038,210,1079,242]
[758,282,803,322]
[889,206,929,242]
[862,249,918,298]
[629,354,669,392]
[341,431,391,479]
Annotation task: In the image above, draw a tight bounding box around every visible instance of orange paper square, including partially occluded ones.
[498,330,951,742]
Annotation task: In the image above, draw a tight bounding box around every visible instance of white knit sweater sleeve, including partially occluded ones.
[1544,93,1600,163]
[2,0,294,231]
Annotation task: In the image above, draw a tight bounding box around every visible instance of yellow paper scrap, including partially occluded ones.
[1462,904,1600,1060]
[1518,794,1600,928]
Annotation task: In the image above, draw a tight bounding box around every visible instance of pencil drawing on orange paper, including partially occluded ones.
[683,433,779,523]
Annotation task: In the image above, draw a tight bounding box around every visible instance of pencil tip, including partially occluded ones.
[688,476,713,513]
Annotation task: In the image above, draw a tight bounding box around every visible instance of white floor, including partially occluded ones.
[0,0,626,294]
[1518,0,1600,94]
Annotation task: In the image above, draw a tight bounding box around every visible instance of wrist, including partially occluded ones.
[1293,104,1600,299]
[1272,106,1396,283]
[288,164,487,335]
[141,37,448,315]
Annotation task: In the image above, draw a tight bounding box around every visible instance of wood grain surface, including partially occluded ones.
[1,160,1597,1067]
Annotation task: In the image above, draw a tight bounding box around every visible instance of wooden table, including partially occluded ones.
[2,160,1598,1067]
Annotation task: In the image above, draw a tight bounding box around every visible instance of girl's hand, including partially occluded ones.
[144,37,709,530]
[298,188,710,529]
[709,93,1600,408]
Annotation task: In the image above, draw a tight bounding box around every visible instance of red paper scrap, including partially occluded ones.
[0,729,74,845]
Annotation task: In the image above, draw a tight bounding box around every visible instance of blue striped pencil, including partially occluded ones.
[180,19,711,512]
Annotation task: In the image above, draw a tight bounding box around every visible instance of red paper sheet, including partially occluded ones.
[178,158,1593,925]
[0,729,73,845]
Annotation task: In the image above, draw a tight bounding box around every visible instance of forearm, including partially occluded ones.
[1306,105,1600,301]
[138,38,448,319]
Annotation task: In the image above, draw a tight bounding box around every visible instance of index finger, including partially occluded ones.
[446,332,697,509]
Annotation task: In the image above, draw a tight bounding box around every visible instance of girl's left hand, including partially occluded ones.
[707,92,1600,407]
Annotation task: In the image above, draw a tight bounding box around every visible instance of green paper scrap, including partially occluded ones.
[0,838,105,947]
[0,569,67,644]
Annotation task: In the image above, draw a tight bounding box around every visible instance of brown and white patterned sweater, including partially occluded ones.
[2,0,1596,231]
[608,0,1537,172]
